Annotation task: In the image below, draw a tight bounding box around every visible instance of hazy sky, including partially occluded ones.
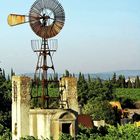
[0,0,140,74]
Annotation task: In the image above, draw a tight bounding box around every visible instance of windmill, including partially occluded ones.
[8,0,65,108]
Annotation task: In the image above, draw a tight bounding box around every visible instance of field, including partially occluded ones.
[31,85,59,97]
[115,88,140,101]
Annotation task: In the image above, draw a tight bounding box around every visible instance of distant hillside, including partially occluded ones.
[22,70,140,80]
[93,70,140,80]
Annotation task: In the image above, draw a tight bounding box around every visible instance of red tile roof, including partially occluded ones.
[78,114,93,128]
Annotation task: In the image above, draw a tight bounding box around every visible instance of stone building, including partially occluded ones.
[12,76,79,140]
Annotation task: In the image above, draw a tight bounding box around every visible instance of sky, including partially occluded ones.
[0,0,140,74]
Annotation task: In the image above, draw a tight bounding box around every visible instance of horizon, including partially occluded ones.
[1,67,140,76]
[4,69,140,76]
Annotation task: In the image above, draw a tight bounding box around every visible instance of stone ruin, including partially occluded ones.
[12,76,79,140]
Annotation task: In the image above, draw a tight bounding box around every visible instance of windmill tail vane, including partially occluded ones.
[8,14,27,26]
[7,14,43,26]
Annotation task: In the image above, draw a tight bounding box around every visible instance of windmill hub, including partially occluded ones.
[41,12,54,26]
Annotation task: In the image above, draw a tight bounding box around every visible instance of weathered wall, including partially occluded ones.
[12,76,31,140]
[59,77,79,114]
[12,76,78,140]
[29,109,77,140]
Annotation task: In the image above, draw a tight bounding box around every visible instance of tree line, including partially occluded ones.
[0,69,12,139]
[111,73,140,88]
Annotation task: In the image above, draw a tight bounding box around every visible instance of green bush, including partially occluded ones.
[59,133,74,140]
[115,88,140,101]
[0,129,11,140]
[77,124,140,140]
[20,136,50,140]
[82,99,116,125]
[0,124,4,134]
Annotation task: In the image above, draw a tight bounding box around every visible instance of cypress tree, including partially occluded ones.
[117,75,126,88]
[2,69,6,79]
[65,69,70,77]
[135,76,140,88]
[7,74,10,81]
[121,76,126,88]
[11,68,15,78]
[88,74,91,83]
[111,73,117,85]
[77,72,89,105]
[127,77,132,88]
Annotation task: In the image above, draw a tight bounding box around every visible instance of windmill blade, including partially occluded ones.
[7,14,27,26]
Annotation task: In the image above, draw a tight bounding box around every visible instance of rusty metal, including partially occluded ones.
[31,39,58,108]
[8,0,65,109]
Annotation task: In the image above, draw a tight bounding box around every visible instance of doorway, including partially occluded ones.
[62,123,71,134]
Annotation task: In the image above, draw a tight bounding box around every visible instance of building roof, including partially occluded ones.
[78,114,93,128]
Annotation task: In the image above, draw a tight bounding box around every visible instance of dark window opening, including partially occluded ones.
[62,123,71,134]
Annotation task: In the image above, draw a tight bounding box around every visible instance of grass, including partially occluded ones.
[31,85,59,97]
[31,85,60,108]
[115,88,140,101]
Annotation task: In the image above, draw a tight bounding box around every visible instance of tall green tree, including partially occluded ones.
[135,76,140,88]
[77,73,89,105]
[2,69,6,81]
[111,73,117,85]
[0,69,11,131]
[10,68,15,79]
[116,75,126,88]
[127,77,132,88]
[103,80,115,100]
[64,70,70,77]
[91,78,114,100]
[88,78,96,99]
[87,74,91,83]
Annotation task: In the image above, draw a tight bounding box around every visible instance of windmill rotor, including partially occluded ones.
[29,0,65,38]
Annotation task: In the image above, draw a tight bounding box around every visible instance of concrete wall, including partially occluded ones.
[12,76,31,140]
[59,77,79,114]
[29,109,77,140]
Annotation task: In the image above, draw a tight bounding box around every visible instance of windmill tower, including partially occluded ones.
[8,0,78,140]
[8,0,65,109]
